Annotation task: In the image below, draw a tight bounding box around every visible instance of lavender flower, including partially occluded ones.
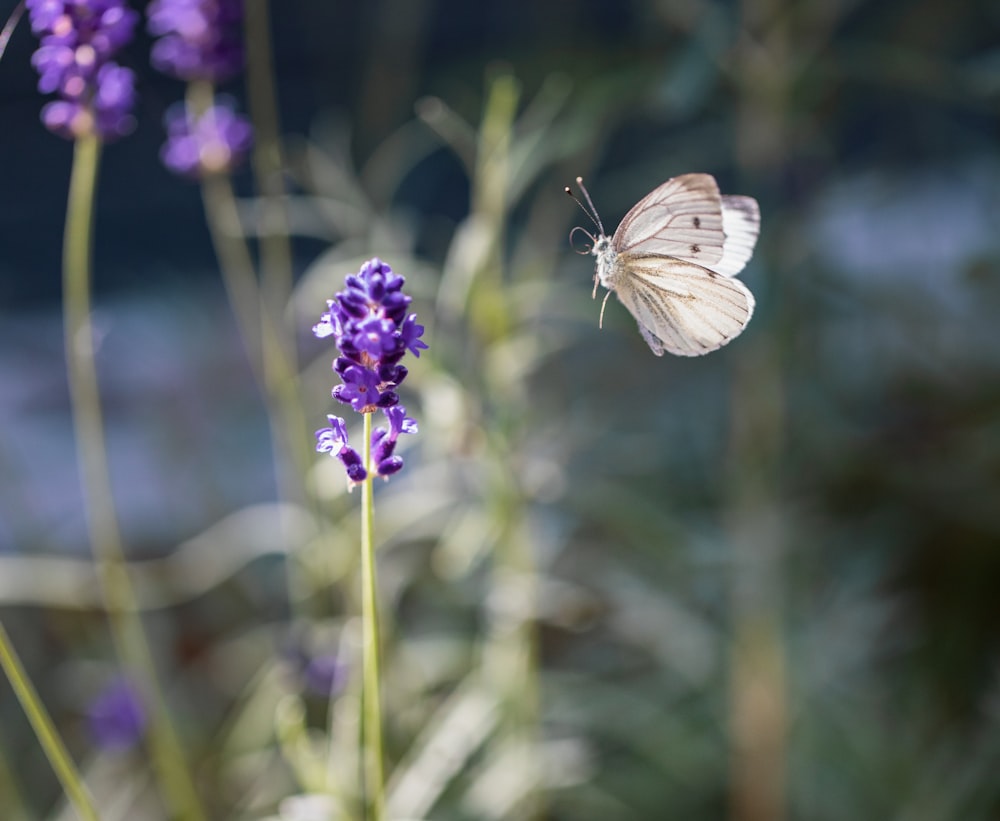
[371,406,418,477]
[147,0,252,178]
[314,258,426,483]
[281,628,348,697]
[315,414,368,482]
[86,676,146,750]
[27,0,139,140]
[160,98,253,177]
[147,0,244,83]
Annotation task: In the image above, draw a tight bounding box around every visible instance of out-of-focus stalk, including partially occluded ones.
[0,622,98,821]
[63,132,207,821]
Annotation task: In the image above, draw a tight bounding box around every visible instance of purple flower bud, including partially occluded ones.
[341,448,368,483]
[303,654,347,697]
[376,456,404,477]
[160,99,253,179]
[400,314,429,358]
[384,405,418,438]
[147,0,244,83]
[372,437,396,466]
[86,676,146,751]
[378,363,407,385]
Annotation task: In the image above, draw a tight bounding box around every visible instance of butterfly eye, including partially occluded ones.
[569,225,596,255]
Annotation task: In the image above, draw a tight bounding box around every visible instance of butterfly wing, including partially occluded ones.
[612,173,726,269]
[612,174,760,278]
[714,195,761,277]
[613,254,755,357]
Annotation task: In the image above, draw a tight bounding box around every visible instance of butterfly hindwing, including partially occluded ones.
[613,255,755,357]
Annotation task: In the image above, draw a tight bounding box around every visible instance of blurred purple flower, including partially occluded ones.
[160,98,253,178]
[303,654,347,697]
[27,0,139,140]
[86,676,146,750]
[147,0,244,83]
[313,258,425,481]
[281,629,348,697]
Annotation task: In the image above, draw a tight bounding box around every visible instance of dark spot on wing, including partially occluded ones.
[693,217,701,228]
[691,244,700,254]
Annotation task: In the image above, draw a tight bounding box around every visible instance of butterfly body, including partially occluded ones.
[573,173,760,357]
[592,234,619,290]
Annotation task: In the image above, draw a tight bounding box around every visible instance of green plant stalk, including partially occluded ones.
[241,4,315,549]
[0,737,31,821]
[360,411,386,821]
[191,80,318,614]
[0,622,99,821]
[474,74,544,817]
[244,0,294,314]
[63,133,206,821]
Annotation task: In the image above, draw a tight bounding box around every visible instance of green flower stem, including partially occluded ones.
[244,0,294,316]
[361,411,386,821]
[190,80,320,616]
[0,739,30,821]
[0,622,99,821]
[63,133,206,821]
[199,150,319,618]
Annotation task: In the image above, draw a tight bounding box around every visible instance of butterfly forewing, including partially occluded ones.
[713,195,761,277]
[613,173,727,269]
[616,255,755,356]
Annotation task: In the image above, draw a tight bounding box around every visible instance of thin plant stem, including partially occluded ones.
[0,622,99,821]
[241,2,314,560]
[244,0,294,314]
[0,739,31,821]
[470,73,544,816]
[199,169,310,609]
[360,411,386,820]
[62,132,207,821]
[190,81,321,617]
[0,2,25,61]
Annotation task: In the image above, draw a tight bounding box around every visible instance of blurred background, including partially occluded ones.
[2,0,1000,818]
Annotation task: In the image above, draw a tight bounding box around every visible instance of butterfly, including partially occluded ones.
[567,173,760,357]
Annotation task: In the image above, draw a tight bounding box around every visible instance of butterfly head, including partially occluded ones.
[566,177,615,301]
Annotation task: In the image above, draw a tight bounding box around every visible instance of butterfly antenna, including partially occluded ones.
[564,177,605,236]
[575,177,606,236]
[0,2,25,63]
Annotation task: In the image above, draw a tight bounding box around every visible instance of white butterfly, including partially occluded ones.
[569,173,760,357]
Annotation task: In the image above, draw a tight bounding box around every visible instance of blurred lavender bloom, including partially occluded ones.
[281,628,348,697]
[86,676,146,750]
[160,98,253,178]
[147,0,244,83]
[302,653,347,697]
[27,0,139,139]
[313,258,425,482]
